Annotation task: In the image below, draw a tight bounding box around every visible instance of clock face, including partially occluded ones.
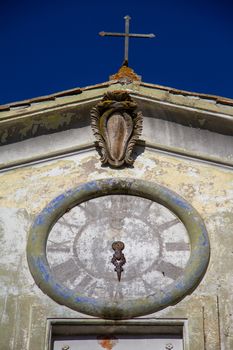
[27,178,210,319]
[46,195,190,300]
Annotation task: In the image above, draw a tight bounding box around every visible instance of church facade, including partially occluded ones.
[0,67,233,349]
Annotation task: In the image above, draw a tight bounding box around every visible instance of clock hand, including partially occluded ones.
[111,241,126,282]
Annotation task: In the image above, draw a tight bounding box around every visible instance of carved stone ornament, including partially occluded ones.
[90,91,143,167]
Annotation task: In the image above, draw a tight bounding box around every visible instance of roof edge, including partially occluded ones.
[1,79,233,112]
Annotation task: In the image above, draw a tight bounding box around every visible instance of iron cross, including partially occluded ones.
[99,16,155,65]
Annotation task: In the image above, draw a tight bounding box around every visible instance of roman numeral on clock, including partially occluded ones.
[47,240,71,253]
[165,242,190,251]
[157,260,184,280]
[51,258,78,283]
[158,218,180,232]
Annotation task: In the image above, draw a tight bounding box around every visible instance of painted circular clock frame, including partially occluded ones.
[27,178,210,319]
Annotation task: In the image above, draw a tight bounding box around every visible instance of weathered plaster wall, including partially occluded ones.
[0,148,232,349]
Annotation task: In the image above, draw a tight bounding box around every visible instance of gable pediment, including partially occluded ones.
[1,81,233,170]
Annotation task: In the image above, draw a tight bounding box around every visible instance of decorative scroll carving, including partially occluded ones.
[90,91,143,167]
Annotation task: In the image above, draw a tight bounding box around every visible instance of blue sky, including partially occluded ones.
[1,0,233,104]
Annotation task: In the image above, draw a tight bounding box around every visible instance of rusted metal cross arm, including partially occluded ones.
[99,32,155,38]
